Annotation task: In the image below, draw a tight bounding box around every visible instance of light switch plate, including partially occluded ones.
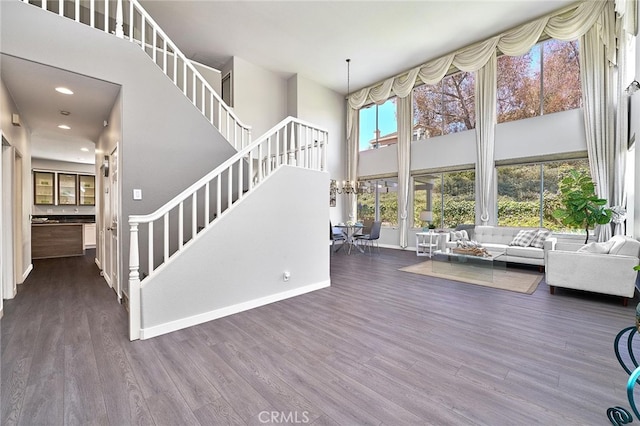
[133,189,142,200]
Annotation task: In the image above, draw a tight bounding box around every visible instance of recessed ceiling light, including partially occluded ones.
[58,124,71,130]
[80,147,89,152]
[60,110,71,116]
[55,87,74,95]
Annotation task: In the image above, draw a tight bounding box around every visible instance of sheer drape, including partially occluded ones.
[346,106,359,221]
[345,0,633,238]
[348,1,607,109]
[475,52,497,225]
[397,95,412,247]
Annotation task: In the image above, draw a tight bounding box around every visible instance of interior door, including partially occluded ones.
[108,147,120,301]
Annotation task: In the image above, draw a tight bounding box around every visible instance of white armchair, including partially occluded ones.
[545,235,640,305]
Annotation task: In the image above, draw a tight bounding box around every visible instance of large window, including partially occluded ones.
[413,170,475,228]
[497,159,591,232]
[497,39,581,123]
[413,71,475,140]
[357,177,398,226]
[359,98,398,151]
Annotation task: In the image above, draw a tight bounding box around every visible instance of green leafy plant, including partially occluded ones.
[552,169,612,244]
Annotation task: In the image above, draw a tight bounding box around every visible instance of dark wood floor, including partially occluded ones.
[1,248,637,425]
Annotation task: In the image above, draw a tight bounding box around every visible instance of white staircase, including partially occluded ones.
[21,0,330,340]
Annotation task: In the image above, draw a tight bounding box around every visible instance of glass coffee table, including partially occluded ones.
[432,248,505,283]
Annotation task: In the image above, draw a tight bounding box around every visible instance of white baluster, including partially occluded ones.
[148,221,154,274]
[163,212,169,262]
[104,0,109,33]
[128,0,133,40]
[140,15,145,49]
[227,165,233,210]
[74,0,79,22]
[115,0,124,38]
[204,182,210,228]
[248,151,253,191]
[91,0,95,27]
[58,0,63,16]
[152,28,157,62]
[183,61,187,96]
[192,192,197,239]
[238,159,244,201]
[216,176,222,219]
[129,221,141,340]
[178,202,184,249]
[42,0,47,10]
[192,73,196,104]
[162,39,167,74]
[275,130,280,168]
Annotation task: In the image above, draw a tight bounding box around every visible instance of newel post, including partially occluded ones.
[129,220,141,340]
[115,0,124,38]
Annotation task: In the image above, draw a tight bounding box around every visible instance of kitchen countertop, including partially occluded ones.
[32,214,95,224]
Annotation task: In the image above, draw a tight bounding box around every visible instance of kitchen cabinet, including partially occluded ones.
[58,173,77,205]
[33,171,95,207]
[79,175,95,206]
[34,171,55,205]
[84,223,96,248]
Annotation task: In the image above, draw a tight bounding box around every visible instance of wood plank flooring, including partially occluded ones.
[1,248,637,425]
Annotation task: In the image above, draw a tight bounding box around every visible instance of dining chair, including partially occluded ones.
[355,220,381,254]
[329,221,346,253]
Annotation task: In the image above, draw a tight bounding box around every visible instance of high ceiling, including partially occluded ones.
[139,0,578,94]
[3,0,578,164]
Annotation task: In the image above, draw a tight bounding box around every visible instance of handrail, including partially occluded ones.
[127,117,328,339]
[129,117,327,224]
[22,0,252,150]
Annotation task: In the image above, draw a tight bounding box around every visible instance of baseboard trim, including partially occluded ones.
[140,279,331,340]
[20,264,33,283]
[95,257,102,270]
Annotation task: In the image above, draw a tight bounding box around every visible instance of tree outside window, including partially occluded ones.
[357,178,398,227]
[413,170,475,228]
[497,39,581,123]
[413,71,475,140]
[497,159,591,233]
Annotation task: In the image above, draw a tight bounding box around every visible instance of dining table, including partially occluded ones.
[335,223,365,254]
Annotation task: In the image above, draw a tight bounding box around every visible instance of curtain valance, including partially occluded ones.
[348,0,608,109]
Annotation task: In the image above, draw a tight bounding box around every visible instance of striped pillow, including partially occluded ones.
[529,229,551,248]
[509,229,538,247]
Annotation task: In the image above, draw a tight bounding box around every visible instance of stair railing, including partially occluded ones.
[22,0,252,149]
[127,117,328,339]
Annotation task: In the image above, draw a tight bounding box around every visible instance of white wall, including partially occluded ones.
[191,60,221,97]
[231,56,288,139]
[2,1,239,293]
[140,166,329,338]
[0,74,32,299]
[288,74,347,223]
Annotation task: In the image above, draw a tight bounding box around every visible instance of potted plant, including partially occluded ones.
[552,169,612,244]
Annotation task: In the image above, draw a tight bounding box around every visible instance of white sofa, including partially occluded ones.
[546,235,640,304]
[444,225,556,267]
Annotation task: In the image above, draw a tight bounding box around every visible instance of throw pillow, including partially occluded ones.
[529,229,551,248]
[449,230,468,242]
[509,229,538,247]
[577,240,615,254]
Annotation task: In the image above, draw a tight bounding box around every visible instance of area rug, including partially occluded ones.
[399,260,543,294]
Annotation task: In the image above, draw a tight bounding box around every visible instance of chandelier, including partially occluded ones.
[330,179,371,195]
